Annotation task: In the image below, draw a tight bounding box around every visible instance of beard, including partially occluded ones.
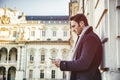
[76,28,83,35]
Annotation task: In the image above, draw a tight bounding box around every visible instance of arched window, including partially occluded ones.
[0,47,7,62]
[61,48,69,60]
[40,48,47,63]
[40,53,45,63]
[50,48,58,59]
[29,48,35,63]
[30,55,34,61]
[9,47,17,62]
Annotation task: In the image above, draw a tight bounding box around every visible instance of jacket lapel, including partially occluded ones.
[75,27,93,59]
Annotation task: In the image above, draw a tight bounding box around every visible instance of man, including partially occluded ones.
[52,13,102,80]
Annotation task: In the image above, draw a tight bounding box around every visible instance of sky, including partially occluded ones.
[0,0,70,16]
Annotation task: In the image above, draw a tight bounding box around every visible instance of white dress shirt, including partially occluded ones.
[72,26,90,60]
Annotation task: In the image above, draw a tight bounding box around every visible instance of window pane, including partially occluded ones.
[40,70,44,78]
[29,70,33,78]
[30,55,34,61]
[41,55,45,61]
[13,31,17,37]
[63,71,66,79]
[53,31,56,37]
[51,53,57,59]
[42,31,46,37]
[31,31,35,36]
[63,31,67,37]
[51,70,55,78]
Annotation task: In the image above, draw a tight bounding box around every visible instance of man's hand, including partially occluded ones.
[51,59,61,67]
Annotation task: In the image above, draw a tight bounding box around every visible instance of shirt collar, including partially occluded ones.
[79,26,90,37]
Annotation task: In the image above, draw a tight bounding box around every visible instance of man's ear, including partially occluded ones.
[79,21,84,26]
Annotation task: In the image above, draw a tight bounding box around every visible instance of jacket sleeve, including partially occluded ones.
[60,35,100,71]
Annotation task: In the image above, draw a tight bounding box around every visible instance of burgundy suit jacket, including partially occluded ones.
[60,27,102,80]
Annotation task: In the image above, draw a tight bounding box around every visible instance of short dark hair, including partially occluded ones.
[70,13,89,26]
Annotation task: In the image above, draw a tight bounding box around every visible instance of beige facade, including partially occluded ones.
[0,8,71,80]
[69,0,120,80]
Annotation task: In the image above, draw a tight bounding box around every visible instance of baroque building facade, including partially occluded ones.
[69,0,120,80]
[0,8,71,80]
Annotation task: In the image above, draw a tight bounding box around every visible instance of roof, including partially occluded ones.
[70,0,78,3]
[25,16,69,21]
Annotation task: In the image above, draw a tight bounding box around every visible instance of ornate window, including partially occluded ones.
[13,31,17,37]
[40,48,47,63]
[29,70,33,79]
[61,48,69,60]
[50,48,58,59]
[41,53,45,63]
[0,47,7,62]
[63,30,67,37]
[0,27,9,39]
[52,31,56,37]
[9,47,17,62]
[51,70,55,78]
[42,30,46,37]
[30,55,34,61]
[31,31,35,37]
[40,70,44,78]
[29,48,35,63]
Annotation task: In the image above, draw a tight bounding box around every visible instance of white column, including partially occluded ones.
[5,69,8,80]
[102,0,120,80]
[23,46,27,80]
[21,46,26,70]
[16,46,20,70]
[116,0,120,69]
[15,45,24,80]
[34,47,39,80]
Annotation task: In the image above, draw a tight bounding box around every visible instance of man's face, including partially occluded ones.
[71,20,83,36]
